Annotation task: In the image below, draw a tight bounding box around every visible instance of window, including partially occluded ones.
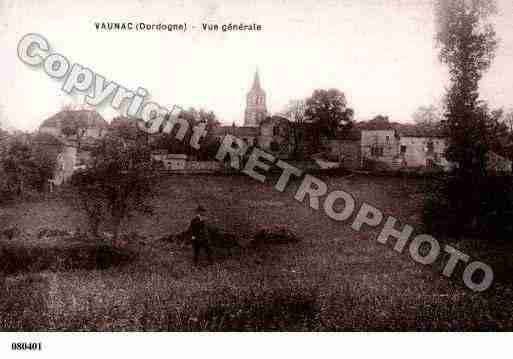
[427,140,434,153]
[386,136,390,143]
[400,145,407,154]
[270,141,280,152]
[371,146,384,157]
[273,126,280,136]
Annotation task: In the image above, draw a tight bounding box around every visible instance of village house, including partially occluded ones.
[398,127,451,171]
[39,109,108,140]
[361,129,400,169]
[39,109,108,186]
[358,121,452,171]
[39,71,512,180]
[213,124,259,148]
[325,128,362,169]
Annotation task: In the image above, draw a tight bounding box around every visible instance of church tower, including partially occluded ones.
[244,70,267,127]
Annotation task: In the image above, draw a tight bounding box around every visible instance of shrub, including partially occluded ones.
[0,135,60,199]
[362,157,390,172]
[253,224,298,245]
[70,132,157,241]
[423,174,513,238]
[0,242,135,275]
[422,175,455,235]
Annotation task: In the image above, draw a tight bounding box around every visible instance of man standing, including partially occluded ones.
[189,205,213,265]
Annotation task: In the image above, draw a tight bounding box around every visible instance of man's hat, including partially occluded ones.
[196,205,206,213]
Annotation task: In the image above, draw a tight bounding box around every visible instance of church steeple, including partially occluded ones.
[252,69,261,91]
[244,68,267,127]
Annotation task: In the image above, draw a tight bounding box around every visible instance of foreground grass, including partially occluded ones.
[1,174,513,330]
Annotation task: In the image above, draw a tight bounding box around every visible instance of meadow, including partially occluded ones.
[1,173,512,331]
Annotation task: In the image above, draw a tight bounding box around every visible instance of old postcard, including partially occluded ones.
[1,0,513,356]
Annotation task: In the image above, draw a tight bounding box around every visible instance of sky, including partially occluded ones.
[1,0,513,131]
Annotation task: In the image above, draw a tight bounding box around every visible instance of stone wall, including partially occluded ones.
[326,139,361,169]
[159,160,225,174]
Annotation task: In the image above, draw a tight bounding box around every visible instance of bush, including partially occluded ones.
[423,174,513,238]
[0,135,59,199]
[362,157,391,172]
[70,133,156,240]
[422,176,455,235]
[0,242,135,275]
[253,224,298,245]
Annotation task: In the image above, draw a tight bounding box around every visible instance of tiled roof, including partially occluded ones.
[32,132,66,146]
[355,120,395,131]
[40,110,108,129]
[212,126,259,137]
[356,120,445,138]
[396,123,445,138]
[260,115,289,125]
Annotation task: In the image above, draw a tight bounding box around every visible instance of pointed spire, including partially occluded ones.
[251,68,261,91]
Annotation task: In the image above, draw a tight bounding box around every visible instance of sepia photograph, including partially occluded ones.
[1,0,513,355]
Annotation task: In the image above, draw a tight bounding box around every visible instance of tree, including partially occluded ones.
[150,107,220,160]
[435,0,498,173]
[304,89,354,151]
[71,131,156,241]
[369,115,390,126]
[483,107,512,157]
[412,105,442,126]
[433,0,500,231]
[284,99,307,159]
[500,109,513,133]
[1,141,32,196]
[0,134,59,198]
[411,105,444,135]
[196,109,220,160]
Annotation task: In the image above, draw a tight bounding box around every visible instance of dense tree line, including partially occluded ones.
[0,131,59,201]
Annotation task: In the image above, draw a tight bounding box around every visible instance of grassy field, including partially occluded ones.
[1,173,513,331]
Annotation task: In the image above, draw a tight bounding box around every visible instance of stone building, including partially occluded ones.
[213,124,259,147]
[398,127,450,170]
[357,120,454,171]
[258,116,292,158]
[244,70,267,127]
[214,71,293,158]
[360,126,401,169]
[325,129,362,169]
[39,109,108,140]
[39,109,108,187]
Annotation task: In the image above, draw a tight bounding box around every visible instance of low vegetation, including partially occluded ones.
[2,174,513,330]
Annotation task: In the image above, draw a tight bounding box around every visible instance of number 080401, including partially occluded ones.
[12,342,42,351]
